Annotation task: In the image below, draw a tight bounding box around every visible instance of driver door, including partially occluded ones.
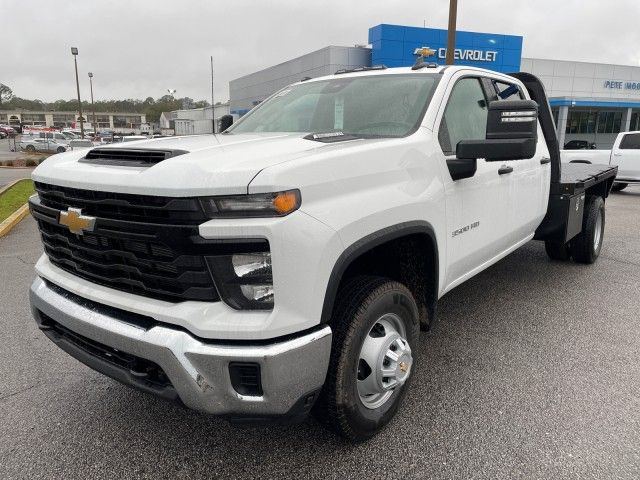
[437,76,513,290]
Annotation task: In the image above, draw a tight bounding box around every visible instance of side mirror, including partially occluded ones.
[456,100,538,162]
[219,114,234,132]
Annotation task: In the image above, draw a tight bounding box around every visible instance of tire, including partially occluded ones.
[570,195,605,264]
[25,145,35,152]
[611,182,628,192]
[315,276,420,441]
[544,240,571,261]
[56,146,66,153]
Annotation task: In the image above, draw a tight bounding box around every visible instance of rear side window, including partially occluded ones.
[438,78,488,155]
[494,81,524,100]
[620,133,640,149]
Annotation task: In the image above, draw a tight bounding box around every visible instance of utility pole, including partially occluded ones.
[71,47,85,138]
[210,56,215,134]
[445,0,458,66]
[88,72,97,135]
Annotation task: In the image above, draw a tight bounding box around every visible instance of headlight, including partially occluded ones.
[207,251,274,310]
[200,190,301,218]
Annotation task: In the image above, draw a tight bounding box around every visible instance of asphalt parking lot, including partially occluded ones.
[0,168,33,189]
[0,189,639,479]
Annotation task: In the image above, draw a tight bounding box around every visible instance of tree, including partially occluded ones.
[0,84,13,105]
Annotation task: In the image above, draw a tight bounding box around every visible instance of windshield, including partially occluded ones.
[229,74,439,138]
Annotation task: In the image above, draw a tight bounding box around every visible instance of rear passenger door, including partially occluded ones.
[613,132,640,179]
[488,79,550,243]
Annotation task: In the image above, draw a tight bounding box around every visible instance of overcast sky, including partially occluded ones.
[1,0,639,103]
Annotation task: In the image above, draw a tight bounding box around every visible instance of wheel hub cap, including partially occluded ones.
[594,209,603,251]
[357,314,413,410]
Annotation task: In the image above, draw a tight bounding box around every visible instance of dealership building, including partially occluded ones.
[230,24,640,148]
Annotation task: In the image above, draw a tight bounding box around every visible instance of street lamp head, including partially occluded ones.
[88,72,93,78]
[71,47,78,55]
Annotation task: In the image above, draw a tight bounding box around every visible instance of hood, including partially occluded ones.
[32,133,350,196]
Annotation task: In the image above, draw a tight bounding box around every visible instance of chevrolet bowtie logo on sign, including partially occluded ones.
[58,208,96,235]
[413,47,436,57]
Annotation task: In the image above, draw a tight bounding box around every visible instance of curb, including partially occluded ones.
[0,203,30,237]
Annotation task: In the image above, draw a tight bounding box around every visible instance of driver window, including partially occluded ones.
[438,78,488,155]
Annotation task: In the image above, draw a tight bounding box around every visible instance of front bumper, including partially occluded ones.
[30,277,332,419]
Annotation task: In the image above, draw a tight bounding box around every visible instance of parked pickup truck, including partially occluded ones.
[29,66,617,441]
[561,130,640,191]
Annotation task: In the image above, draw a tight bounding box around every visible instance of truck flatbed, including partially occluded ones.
[554,162,618,195]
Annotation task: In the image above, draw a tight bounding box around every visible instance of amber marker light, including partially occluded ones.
[273,191,300,215]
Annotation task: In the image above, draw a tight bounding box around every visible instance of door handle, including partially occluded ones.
[540,157,551,164]
[498,165,513,175]
[613,152,622,156]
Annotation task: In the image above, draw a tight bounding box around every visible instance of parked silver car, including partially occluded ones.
[68,139,94,150]
[19,137,69,153]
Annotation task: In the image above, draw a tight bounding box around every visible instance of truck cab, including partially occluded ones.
[28,65,616,441]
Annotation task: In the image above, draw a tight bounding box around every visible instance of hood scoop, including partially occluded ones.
[80,148,188,167]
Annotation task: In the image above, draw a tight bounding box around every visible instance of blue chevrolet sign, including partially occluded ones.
[368,24,523,73]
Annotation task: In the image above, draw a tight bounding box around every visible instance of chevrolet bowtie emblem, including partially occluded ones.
[58,208,96,235]
[414,47,436,57]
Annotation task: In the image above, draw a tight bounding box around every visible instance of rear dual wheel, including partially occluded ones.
[315,276,419,441]
[544,195,605,264]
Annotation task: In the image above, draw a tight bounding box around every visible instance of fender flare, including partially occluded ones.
[319,220,439,325]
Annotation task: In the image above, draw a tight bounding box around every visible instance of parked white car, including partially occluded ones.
[561,131,640,191]
[19,137,69,153]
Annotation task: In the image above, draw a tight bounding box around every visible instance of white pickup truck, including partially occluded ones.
[562,131,640,191]
[29,66,617,441]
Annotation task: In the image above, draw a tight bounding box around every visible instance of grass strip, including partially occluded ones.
[0,179,34,222]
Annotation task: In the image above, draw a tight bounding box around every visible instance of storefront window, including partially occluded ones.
[566,111,597,134]
[596,111,622,134]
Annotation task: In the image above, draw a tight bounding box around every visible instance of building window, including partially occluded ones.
[551,108,559,128]
[20,113,47,126]
[596,111,622,134]
[52,114,76,128]
[113,115,141,129]
[566,111,597,134]
[630,111,640,131]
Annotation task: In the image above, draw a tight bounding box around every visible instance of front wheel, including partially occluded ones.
[315,276,419,441]
[570,195,605,264]
[56,146,66,153]
[611,182,628,192]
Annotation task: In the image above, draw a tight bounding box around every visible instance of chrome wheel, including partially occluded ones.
[594,208,603,251]
[356,313,413,410]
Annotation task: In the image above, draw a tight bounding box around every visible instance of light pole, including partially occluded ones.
[445,0,458,66]
[210,56,215,134]
[71,47,85,138]
[88,72,97,135]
